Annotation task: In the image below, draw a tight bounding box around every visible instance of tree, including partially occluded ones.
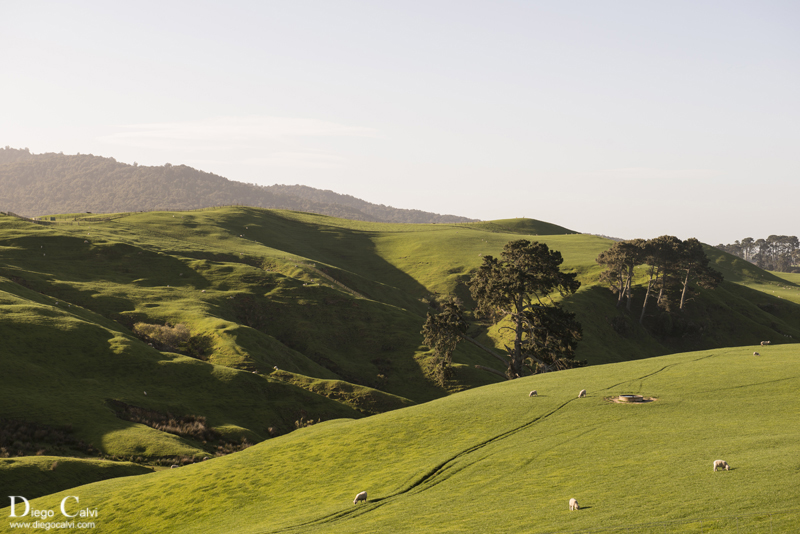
[677,238,723,311]
[639,235,683,322]
[596,239,644,311]
[468,240,582,378]
[420,298,467,386]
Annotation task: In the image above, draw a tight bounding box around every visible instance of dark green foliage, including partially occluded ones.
[716,234,800,272]
[677,238,723,310]
[131,322,212,360]
[468,240,582,378]
[597,236,723,325]
[421,298,467,385]
[596,239,645,310]
[107,400,252,456]
[521,306,585,372]
[0,419,97,458]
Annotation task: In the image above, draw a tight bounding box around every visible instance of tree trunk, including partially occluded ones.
[511,296,525,377]
[639,266,658,324]
[624,264,634,312]
[615,272,625,307]
[679,268,691,311]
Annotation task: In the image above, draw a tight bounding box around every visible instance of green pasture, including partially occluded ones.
[2,207,799,504]
[10,344,800,533]
[0,457,151,502]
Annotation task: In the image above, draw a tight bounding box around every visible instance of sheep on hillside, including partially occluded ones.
[578,389,586,398]
[713,459,729,472]
[529,390,537,397]
[753,352,760,356]
[353,491,367,504]
[761,341,770,346]
[569,498,580,511]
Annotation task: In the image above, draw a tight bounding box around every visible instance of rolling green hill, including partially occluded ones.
[7,345,800,533]
[1,206,799,507]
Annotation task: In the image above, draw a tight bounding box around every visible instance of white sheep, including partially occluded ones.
[353,491,367,504]
[761,341,770,346]
[569,498,580,511]
[529,390,537,397]
[578,389,586,398]
[713,459,729,472]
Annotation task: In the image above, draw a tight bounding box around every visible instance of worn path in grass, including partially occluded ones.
[10,344,800,533]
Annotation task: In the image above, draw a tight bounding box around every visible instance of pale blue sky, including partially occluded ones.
[2,1,798,244]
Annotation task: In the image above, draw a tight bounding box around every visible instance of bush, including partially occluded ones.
[133,322,190,352]
[132,322,212,359]
[0,418,97,457]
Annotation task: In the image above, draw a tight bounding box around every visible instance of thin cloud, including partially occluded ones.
[98,116,379,150]
[588,167,721,181]
[242,152,348,169]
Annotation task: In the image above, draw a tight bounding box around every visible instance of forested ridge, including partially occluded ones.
[716,235,800,273]
[0,147,475,223]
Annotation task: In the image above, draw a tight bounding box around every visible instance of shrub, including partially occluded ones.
[133,322,191,352]
[0,418,96,457]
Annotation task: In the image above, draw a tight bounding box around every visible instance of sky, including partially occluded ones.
[2,0,798,245]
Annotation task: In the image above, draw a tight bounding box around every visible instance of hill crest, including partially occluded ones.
[0,147,476,224]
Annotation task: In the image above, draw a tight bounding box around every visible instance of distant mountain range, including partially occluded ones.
[0,147,476,223]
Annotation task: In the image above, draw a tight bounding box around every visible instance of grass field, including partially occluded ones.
[7,344,799,533]
[1,207,799,512]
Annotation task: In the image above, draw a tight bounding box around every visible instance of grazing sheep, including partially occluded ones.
[170,464,179,468]
[713,459,729,472]
[761,341,770,346]
[753,352,760,356]
[569,498,580,511]
[353,491,367,504]
[529,390,537,397]
[579,389,586,398]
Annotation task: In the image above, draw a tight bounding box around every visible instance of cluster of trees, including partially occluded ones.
[422,240,584,383]
[596,236,723,323]
[715,235,800,273]
[0,147,475,223]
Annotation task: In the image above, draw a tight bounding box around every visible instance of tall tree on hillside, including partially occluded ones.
[677,238,724,311]
[596,239,645,311]
[741,237,755,262]
[639,235,683,323]
[420,298,467,386]
[468,240,582,378]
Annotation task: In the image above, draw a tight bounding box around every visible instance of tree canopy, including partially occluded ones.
[596,236,723,324]
[468,240,583,378]
[716,235,800,273]
[420,298,467,386]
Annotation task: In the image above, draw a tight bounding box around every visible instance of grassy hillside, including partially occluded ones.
[8,344,800,533]
[0,457,152,502]
[1,206,799,501]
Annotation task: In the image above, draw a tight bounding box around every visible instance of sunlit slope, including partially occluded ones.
[0,457,151,502]
[0,277,362,458]
[2,207,798,400]
[19,345,800,533]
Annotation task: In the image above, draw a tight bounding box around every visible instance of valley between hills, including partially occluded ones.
[1,206,799,533]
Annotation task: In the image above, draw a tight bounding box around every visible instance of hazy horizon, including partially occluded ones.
[2,1,798,244]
